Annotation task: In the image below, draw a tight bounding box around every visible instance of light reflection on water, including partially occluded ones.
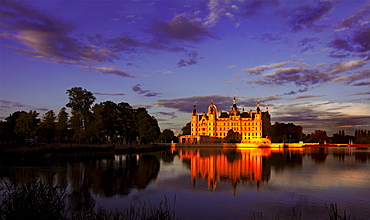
[1,147,369,219]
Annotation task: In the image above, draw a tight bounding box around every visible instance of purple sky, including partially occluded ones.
[1,0,369,135]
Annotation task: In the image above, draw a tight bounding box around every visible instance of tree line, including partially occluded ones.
[181,121,370,144]
[0,87,176,145]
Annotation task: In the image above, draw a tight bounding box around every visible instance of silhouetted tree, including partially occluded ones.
[1,111,26,143]
[267,122,304,143]
[66,87,96,143]
[308,130,328,144]
[136,108,160,144]
[158,129,175,143]
[56,107,69,143]
[117,102,137,144]
[225,129,240,143]
[38,110,56,143]
[15,110,40,143]
[181,122,191,135]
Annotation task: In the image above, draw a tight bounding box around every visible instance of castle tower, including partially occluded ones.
[207,100,217,136]
[230,97,239,116]
[191,103,198,136]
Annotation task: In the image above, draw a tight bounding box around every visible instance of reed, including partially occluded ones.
[0,181,68,220]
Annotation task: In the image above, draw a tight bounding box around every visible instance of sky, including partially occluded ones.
[0,0,369,136]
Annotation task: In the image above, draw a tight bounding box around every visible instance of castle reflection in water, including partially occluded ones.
[174,147,308,192]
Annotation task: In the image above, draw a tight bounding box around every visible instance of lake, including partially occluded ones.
[1,146,369,219]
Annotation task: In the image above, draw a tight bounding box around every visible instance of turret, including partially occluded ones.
[191,103,198,121]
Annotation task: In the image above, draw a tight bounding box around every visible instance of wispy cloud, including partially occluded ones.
[333,4,370,31]
[131,84,161,97]
[333,69,370,85]
[155,95,280,114]
[289,94,327,100]
[0,100,49,114]
[93,92,125,96]
[271,101,370,134]
[150,15,214,42]
[287,1,333,32]
[241,62,291,75]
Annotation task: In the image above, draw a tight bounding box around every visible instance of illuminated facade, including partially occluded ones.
[181,98,271,144]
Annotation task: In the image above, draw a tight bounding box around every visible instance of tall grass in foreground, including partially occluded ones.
[0,181,176,220]
[0,181,68,220]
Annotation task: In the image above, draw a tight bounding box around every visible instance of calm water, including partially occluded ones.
[1,146,370,219]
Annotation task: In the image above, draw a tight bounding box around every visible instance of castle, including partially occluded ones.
[179,98,271,144]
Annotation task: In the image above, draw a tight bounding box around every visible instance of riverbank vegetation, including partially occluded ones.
[0,87,176,146]
[0,181,357,220]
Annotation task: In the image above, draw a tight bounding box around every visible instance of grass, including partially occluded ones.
[0,181,68,220]
[0,181,177,220]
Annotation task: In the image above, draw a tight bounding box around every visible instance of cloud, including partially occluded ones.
[270,101,370,134]
[93,92,125,96]
[0,100,49,114]
[156,112,177,119]
[204,0,231,27]
[240,0,279,17]
[0,1,117,65]
[177,50,202,67]
[327,59,368,74]
[150,15,214,42]
[225,65,236,69]
[131,84,161,97]
[251,67,333,87]
[287,1,333,32]
[283,88,309,96]
[289,94,327,100]
[352,92,370,96]
[93,67,134,78]
[241,62,291,75]
[0,100,28,110]
[333,4,370,30]
[299,36,320,52]
[155,95,280,114]
[333,69,370,85]
[352,81,370,86]
[329,27,370,55]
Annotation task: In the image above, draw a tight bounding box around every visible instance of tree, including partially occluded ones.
[135,108,160,144]
[66,87,96,143]
[117,102,137,144]
[15,110,39,143]
[56,107,69,143]
[38,110,56,143]
[308,130,328,144]
[181,122,191,135]
[90,101,120,143]
[225,129,240,143]
[158,129,175,143]
[267,122,304,143]
[0,111,26,143]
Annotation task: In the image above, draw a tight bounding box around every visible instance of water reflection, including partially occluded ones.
[1,147,369,219]
[175,148,306,192]
[0,154,164,198]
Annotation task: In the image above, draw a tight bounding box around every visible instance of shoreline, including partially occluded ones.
[0,143,171,162]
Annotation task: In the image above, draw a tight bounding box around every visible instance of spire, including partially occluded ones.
[192,102,197,116]
[232,97,237,109]
[256,101,260,113]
